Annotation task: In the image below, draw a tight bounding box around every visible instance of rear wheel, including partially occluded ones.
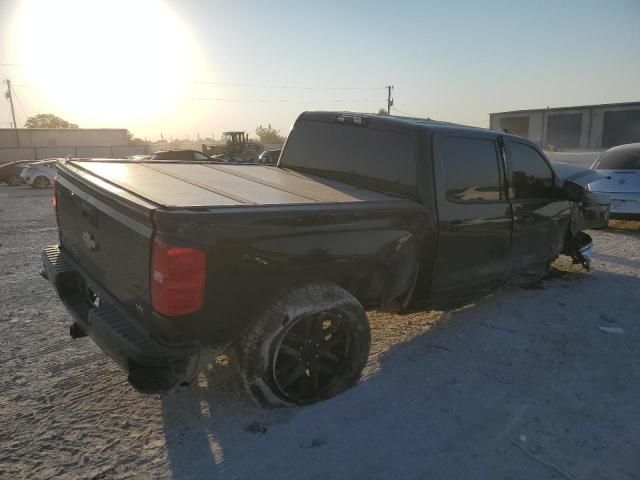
[237,283,371,406]
[32,176,50,189]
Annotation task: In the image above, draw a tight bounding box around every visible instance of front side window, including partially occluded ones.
[194,152,209,161]
[508,142,554,199]
[442,136,502,202]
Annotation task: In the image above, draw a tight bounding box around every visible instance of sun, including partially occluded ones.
[11,0,198,127]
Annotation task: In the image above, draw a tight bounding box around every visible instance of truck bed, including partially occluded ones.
[64,160,398,208]
[52,157,427,361]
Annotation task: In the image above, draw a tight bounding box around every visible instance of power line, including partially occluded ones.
[0,65,385,91]
[393,107,426,118]
[189,96,382,104]
[194,80,384,90]
[392,108,488,127]
[6,82,379,92]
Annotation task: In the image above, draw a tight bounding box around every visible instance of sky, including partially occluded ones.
[1,0,639,140]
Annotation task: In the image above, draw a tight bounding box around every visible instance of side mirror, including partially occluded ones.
[562,181,584,203]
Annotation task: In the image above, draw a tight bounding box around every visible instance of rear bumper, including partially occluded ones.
[41,245,199,393]
[606,193,640,216]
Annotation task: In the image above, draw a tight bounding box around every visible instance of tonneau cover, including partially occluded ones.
[66,160,397,208]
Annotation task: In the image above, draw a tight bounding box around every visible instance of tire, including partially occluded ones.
[7,176,22,186]
[32,176,50,189]
[237,282,371,407]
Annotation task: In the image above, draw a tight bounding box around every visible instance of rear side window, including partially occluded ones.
[441,137,502,202]
[593,148,640,170]
[280,120,417,197]
[508,143,554,200]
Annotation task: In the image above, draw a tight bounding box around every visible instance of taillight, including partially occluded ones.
[151,239,206,316]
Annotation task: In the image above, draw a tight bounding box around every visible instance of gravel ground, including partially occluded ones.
[1,185,639,479]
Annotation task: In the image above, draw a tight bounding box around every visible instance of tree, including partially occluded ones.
[24,113,78,129]
[255,124,285,144]
[376,108,388,116]
[126,130,146,145]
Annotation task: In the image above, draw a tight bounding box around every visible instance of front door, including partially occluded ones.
[430,132,512,301]
[503,138,571,273]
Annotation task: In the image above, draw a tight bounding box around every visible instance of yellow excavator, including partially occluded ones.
[202,131,263,162]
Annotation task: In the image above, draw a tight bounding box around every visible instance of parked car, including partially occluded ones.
[21,159,57,188]
[151,150,211,161]
[0,160,30,185]
[40,112,606,406]
[258,149,282,165]
[588,143,640,219]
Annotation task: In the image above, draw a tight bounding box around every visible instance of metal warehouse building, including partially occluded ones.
[490,101,640,150]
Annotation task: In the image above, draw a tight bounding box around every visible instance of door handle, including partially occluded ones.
[443,220,462,232]
[516,212,536,224]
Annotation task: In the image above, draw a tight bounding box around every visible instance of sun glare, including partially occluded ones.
[11,0,197,126]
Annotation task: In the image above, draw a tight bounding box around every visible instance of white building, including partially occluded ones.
[490,101,640,151]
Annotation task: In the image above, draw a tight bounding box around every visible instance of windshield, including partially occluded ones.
[593,146,640,170]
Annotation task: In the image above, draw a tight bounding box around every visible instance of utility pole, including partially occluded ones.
[4,79,20,146]
[386,85,394,115]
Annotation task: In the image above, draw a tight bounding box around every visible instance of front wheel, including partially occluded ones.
[32,176,50,189]
[237,283,371,407]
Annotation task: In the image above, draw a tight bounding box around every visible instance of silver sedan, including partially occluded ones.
[589,143,640,220]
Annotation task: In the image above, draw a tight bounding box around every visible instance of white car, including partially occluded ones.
[589,143,640,220]
[20,159,58,189]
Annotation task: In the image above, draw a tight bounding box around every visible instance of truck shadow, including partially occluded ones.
[159,266,638,479]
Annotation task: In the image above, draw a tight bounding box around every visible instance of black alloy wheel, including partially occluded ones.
[272,311,350,403]
[237,282,371,407]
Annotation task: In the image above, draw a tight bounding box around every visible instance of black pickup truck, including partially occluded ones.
[41,112,609,406]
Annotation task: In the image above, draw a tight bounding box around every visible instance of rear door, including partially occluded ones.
[430,132,512,300]
[503,139,571,273]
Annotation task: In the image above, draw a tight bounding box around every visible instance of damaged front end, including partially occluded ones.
[563,231,593,270]
[553,162,612,271]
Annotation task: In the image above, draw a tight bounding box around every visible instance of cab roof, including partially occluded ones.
[299,111,506,138]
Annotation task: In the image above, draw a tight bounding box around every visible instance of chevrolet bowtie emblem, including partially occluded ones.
[82,231,99,251]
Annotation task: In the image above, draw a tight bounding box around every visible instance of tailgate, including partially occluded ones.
[55,165,155,318]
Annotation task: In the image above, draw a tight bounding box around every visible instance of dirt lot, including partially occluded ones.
[1,185,639,479]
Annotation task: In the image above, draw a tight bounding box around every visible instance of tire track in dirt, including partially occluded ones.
[47,352,107,374]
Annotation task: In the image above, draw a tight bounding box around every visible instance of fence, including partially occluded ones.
[0,144,154,164]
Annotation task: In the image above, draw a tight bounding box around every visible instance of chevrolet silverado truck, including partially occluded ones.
[41,112,609,406]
